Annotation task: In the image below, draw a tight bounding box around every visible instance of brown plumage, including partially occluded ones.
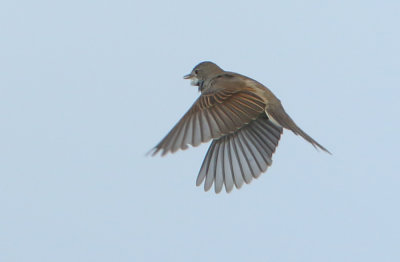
[151,61,330,193]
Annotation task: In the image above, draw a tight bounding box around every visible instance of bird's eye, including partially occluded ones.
[194,69,199,74]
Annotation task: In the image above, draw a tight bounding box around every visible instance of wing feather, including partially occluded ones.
[196,115,283,193]
[152,84,265,156]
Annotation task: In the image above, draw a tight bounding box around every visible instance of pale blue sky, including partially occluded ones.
[1,1,399,261]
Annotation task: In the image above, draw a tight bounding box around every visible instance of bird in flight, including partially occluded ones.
[151,61,330,193]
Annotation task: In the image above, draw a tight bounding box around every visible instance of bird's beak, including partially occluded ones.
[184,73,200,86]
[183,73,194,79]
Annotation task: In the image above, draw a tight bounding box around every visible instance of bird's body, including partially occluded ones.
[152,61,330,193]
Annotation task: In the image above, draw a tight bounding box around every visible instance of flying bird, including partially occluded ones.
[151,61,330,193]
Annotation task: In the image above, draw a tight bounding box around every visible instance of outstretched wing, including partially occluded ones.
[151,83,266,156]
[196,114,283,193]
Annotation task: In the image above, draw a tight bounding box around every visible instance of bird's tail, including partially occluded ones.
[266,104,331,154]
[289,123,331,154]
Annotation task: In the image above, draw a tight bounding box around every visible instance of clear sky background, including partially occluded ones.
[1,1,399,261]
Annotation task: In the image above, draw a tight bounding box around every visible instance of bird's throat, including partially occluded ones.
[190,77,199,86]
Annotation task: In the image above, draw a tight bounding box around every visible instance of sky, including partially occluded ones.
[0,1,399,261]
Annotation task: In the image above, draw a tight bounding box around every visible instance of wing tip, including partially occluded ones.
[146,147,159,157]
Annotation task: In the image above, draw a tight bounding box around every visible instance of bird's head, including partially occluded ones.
[184,61,224,90]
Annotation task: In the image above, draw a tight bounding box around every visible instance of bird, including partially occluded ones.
[151,61,330,193]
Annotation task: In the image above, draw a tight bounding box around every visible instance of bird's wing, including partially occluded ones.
[196,114,283,193]
[151,80,265,156]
